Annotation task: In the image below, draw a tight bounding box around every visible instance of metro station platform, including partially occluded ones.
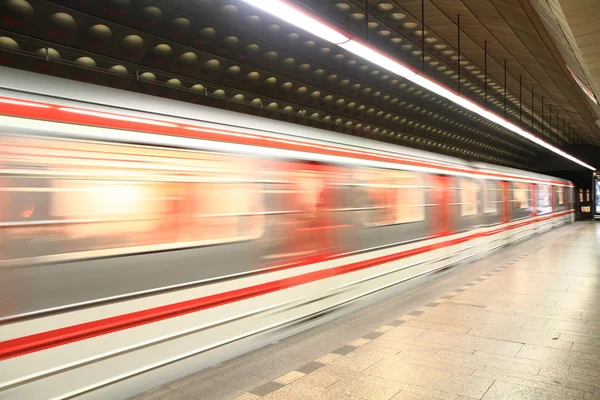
[132,222,600,400]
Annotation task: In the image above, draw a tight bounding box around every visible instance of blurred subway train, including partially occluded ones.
[0,67,575,400]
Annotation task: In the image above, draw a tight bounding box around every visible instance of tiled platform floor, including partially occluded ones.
[134,222,600,400]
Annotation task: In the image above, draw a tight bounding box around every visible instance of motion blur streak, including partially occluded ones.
[0,69,576,400]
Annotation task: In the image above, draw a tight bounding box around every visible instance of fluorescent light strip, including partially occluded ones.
[242,1,595,171]
[240,0,348,44]
[339,41,416,78]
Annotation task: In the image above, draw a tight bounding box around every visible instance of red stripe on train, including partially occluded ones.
[0,211,573,361]
[0,97,573,187]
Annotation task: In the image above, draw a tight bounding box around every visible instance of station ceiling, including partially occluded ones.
[1,0,599,171]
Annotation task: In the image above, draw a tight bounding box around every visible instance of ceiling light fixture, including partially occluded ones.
[241,0,595,170]
[240,0,349,44]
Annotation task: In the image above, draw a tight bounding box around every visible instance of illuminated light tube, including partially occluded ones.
[240,0,349,44]
[339,40,417,79]
[242,0,594,171]
[59,107,179,127]
[408,74,595,170]
[0,98,50,108]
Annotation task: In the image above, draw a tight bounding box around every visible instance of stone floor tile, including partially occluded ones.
[296,361,325,375]
[359,342,404,356]
[474,366,587,398]
[274,371,306,385]
[327,347,386,372]
[571,342,600,354]
[129,387,197,400]
[481,380,581,400]
[382,326,428,340]
[464,309,548,328]
[328,369,460,400]
[250,381,286,397]
[415,329,524,356]
[363,358,494,398]
[369,337,475,355]
[233,394,261,400]
[402,319,471,334]
[295,368,340,389]
[467,325,572,349]
[412,312,472,327]
[327,377,400,400]
[169,373,259,400]
[556,298,600,312]
[262,380,338,400]
[390,390,446,400]
[397,353,478,376]
[538,366,600,391]
[544,319,600,335]
[432,349,541,375]
[558,331,600,346]
[516,344,600,371]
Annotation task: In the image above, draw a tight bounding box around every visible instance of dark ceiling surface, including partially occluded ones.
[0,0,599,172]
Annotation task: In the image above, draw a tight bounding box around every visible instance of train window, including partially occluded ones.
[513,183,529,210]
[482,180,499,213]
[537,185,552,215]
[459,178,479,217]
[395,171,425,223]
[580,189,584,202]
[353,168,424,226]
[353,168,396,227]
[0,136,264,262]
[557,187,564,205]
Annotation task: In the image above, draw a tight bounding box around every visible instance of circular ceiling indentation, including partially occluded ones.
[87,24,112,46]
[333,3,350,12]
[202,59,221,73]
[195,27,216,45]
[376,3,394,12]
[263,51,278,60]
[245,71,260,83]
[151,44,172,62]
[261,78,277,90]
[36,47,61,60]
[224,65,241,79]
[220,4,238,15]
[2,0,34,26]
[179,51,198,65]
[139,72,156,81]
[166,78,182,86]
[265,24,281,34]
[75,56,96,67]
[109,64,128,75]
[138,6,162,26]
[389,12,406,21]
[170,17,190,36]
[120,34,144,56]
[223,36,239,49]
[48,12,77,39]
[0,36,19,50]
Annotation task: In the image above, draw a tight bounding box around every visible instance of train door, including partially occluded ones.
[429,174,453,237]
[500,181,510,223]
[259,159,348,268]
[530,184,537,218]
